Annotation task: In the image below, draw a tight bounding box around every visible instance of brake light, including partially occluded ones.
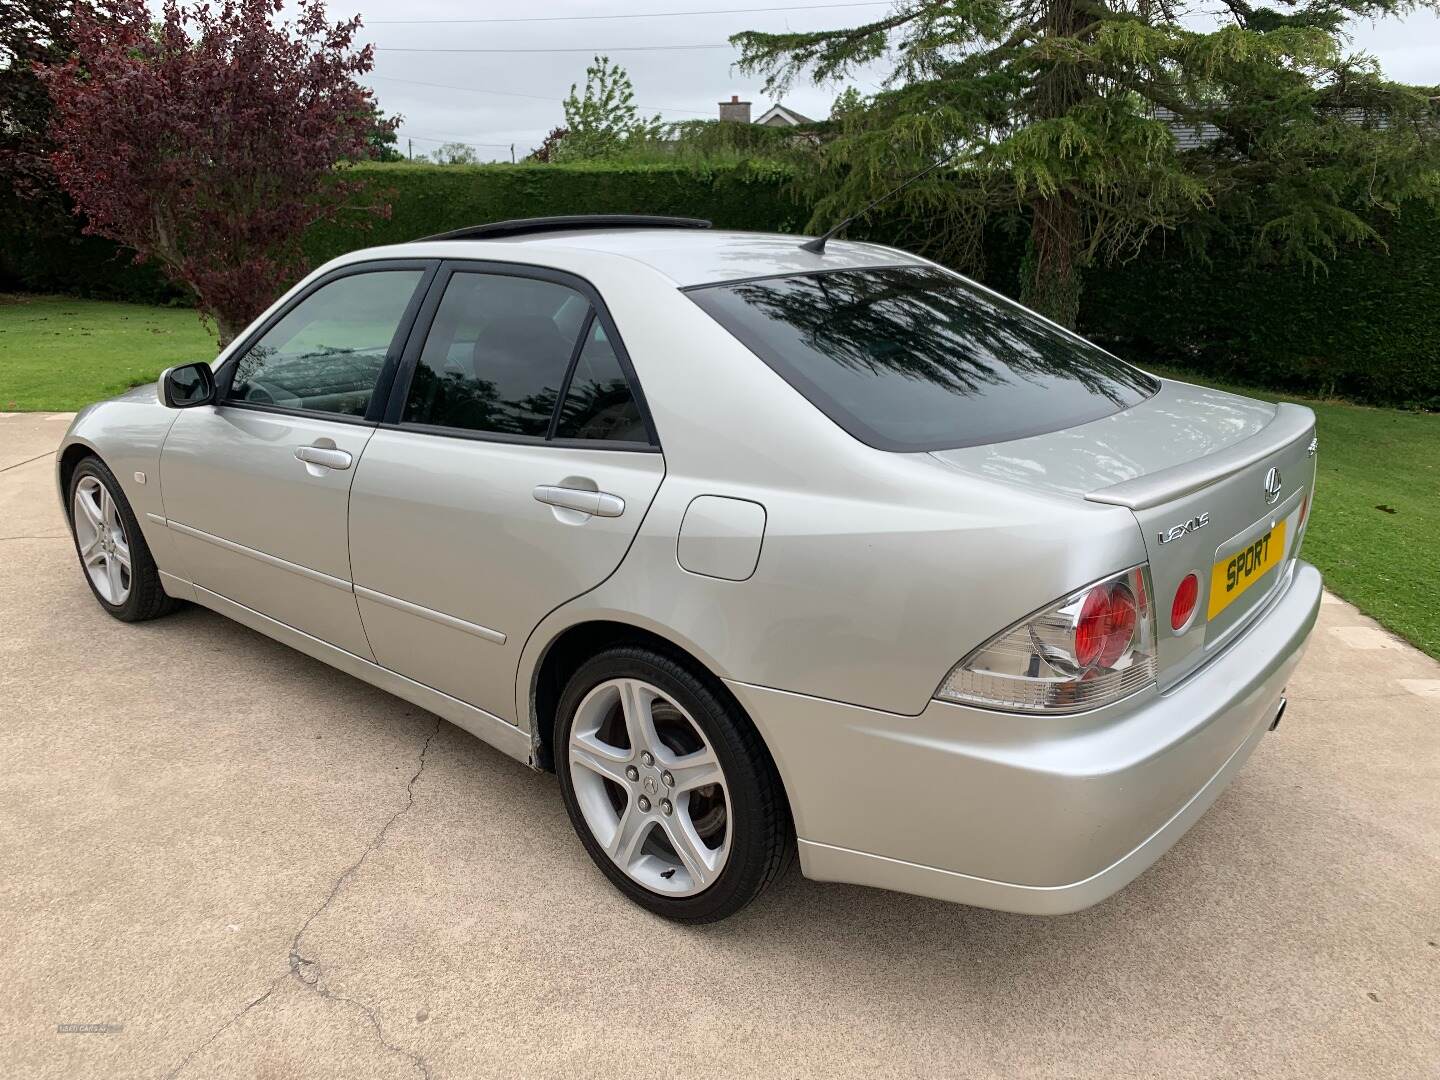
[1077,582,1138,667]
[1171,573,1199,631]
[936,566,1158,714]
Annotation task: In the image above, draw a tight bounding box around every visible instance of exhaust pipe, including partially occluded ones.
[1269,695,1287,732]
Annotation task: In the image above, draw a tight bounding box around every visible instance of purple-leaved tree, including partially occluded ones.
[37,0,396,344]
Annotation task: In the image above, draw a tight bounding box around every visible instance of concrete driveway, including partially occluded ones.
[2,412,1436,1080]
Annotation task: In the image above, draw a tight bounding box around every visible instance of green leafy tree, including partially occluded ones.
[733,0,1440,325]
[554,55,664,162]
[830,86,865,120]
[362,103,404,162]
[429,141,480,165]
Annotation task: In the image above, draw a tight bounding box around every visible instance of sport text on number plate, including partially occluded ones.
[1209,521,1287,619]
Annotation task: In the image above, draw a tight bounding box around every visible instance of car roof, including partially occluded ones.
[373,229,926,288]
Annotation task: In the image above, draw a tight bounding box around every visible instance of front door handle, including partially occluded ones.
[295,445,353,471]
[533,484,625,518]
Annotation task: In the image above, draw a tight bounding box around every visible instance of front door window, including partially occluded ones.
[229,269,425,416]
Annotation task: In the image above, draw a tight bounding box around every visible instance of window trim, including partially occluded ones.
[545,309,595,441]
[380,259,661,452]
[214,259,439,425]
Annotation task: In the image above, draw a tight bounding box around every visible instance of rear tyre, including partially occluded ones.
[555,645,793,923]
[67,456,177,623]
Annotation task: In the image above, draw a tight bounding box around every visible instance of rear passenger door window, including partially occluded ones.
[397,268,652,446]
[402,273,583,435]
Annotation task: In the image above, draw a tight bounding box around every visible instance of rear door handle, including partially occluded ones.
[294,445,353,471]
[533,484,625,518]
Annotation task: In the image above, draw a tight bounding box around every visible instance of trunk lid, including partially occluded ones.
[932,378,1317,688]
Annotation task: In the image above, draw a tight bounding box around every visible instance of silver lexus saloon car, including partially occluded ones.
[57,216,1322,922]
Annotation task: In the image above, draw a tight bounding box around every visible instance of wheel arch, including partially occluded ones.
[524,615,771,784]
[57,438,102,518]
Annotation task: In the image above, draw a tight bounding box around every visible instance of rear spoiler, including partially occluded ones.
[1086,402,1316,511]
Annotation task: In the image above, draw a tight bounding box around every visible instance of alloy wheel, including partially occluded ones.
[567,678,731,896]
[73,476,132,605]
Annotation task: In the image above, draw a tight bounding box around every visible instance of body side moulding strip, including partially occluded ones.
[354,584,507,645]
[165,519,353,592]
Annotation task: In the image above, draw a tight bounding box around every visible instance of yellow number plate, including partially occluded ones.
[1209,521,1286,619]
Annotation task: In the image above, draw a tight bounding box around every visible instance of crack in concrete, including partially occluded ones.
[288,718,442,975]
[303,987,433,1080]
[162,978,286,1080]
[0,534,67,541]
[0,450,55,473]
[166,718,442,1080]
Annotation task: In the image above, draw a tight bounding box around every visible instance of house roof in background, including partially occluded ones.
[755,103,816,126]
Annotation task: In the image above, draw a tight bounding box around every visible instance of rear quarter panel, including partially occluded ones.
[523,465,1147,719]
[514,285,1150,720]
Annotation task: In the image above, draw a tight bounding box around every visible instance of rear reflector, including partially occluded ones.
[1171,573,1199,631]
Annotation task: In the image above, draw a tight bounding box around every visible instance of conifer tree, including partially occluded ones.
[734,0,1439,324]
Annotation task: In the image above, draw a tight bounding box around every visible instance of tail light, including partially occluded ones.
[936,566,1157,714]
[1077,582,1138,666]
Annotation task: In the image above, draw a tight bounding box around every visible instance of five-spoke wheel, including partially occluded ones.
[568,677,731,896]
[67,456,175,622]
[73,474,132,606]
[556,646,793,922]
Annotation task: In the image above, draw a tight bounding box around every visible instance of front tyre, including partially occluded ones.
[555,646,793,923]
[67,456,176,623]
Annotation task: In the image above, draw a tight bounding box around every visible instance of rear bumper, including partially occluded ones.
[727,559,1322,915]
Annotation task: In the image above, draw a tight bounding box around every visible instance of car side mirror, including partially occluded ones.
[159,362,216,409]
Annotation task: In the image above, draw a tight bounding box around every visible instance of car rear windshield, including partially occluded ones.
[688,265,1158,452]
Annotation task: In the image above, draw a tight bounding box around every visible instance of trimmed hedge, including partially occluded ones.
[0,190,182,304]
[303,160,807,265]
[1080,206,1440,410]
[0,161,805,305]
[2,161,1436,407]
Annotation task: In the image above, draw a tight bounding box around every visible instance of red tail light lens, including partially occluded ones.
[1076,582,1138,668]
[937,565,1158,713]
[1171,573,1199,631]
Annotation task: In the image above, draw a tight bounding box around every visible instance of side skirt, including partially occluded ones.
[189,583,537,768]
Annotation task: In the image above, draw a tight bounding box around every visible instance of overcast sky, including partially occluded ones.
[341,0,1440,162]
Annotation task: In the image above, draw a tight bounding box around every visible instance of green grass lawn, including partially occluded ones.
[0,293,217,411]
[1,293,1435,660]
